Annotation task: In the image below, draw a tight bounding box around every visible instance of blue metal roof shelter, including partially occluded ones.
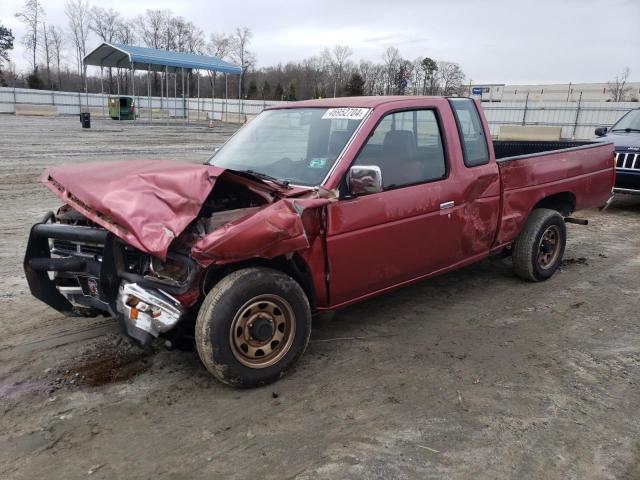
[82,42,244,125]
[84,43,241,74]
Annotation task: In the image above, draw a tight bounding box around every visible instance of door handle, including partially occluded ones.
[440,201,455,210]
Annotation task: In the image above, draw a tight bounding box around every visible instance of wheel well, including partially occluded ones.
[533,192,576,217]
[201,254,317,311]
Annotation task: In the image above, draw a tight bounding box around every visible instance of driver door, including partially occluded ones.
[326,108,461,306]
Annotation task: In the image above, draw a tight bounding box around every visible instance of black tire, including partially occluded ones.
[195,267,311,388]
[512,208,566,282]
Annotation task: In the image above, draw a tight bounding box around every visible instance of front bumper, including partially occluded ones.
[614,169,640,194]
[23,215,193,346]
[614,151,640,194]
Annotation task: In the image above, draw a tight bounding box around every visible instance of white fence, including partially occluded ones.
[1,86,637,139]
[0,87,287,123]
[480,101,638,140]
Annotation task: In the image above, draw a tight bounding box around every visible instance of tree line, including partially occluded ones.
[0,0,471,99]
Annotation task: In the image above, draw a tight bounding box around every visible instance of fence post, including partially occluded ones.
[13,87,17,114]
[521,92,529,125]
[572,92,583,140]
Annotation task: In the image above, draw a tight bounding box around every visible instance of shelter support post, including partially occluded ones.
[147,65,152,123]
[186,69,190,124]
[131,62,136,124]
[181,67,185,126]
[100,65,105,119]
[117,70,121,121]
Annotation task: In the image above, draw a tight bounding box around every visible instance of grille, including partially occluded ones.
[51,240,147,274]
[615,152,640,171]
[52,239,103,258]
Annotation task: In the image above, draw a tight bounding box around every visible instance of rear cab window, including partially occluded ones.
[449,98,490,167]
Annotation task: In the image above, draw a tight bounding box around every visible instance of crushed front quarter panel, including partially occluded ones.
[191,196,333,266]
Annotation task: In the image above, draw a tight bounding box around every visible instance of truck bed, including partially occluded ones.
[493,140,593,160]
[493,141,615,245]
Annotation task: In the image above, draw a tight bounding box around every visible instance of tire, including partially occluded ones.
[195,267,311,388]
[512,208,566,282]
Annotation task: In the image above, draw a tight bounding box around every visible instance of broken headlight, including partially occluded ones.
[148,254,190,285]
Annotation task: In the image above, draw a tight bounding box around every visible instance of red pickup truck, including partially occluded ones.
[25,96,614,387]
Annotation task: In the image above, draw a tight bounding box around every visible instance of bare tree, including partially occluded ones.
[358,60,373,95]
[207,32,231,97]
[15,0,45,73]
[437,61,465,96]
[89,6,120,93]
[90,7,120,43]
[382,46,400,94]
[65,0,91,90]
[608,67,632,102]
[137,9,167,49]
[48,25,64,88]
[185,24,205,54]
[330,45,352,97]
[230,27,255,96]
[115,21,135,45]
[41,22,51,86]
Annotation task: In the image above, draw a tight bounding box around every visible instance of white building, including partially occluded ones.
[469,82,640,102]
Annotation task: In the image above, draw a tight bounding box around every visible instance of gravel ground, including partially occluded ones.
[0,115,639,480]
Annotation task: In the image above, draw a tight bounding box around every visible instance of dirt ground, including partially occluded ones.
[1,115,639,480]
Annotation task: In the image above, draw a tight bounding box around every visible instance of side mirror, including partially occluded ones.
[594,126,608,137]
[348,165,383,196]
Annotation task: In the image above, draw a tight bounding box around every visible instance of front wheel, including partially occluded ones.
[512,208,567,282]
[195,267,311,388]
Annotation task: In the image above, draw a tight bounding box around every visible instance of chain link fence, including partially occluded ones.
[1,86,637,139]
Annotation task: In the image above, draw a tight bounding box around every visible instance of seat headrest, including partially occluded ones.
[383,130,417,159]
[328,130,351,157]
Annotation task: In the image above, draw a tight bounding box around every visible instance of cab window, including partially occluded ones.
[449,98,490,167]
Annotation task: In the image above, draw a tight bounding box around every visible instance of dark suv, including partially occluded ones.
[595,108,640,194]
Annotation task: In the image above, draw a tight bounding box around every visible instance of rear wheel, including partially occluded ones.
[195,267,311,388]
[512,208,566,282]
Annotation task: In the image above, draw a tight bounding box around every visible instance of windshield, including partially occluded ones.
[209,107,369,186]
[612,109,640,131]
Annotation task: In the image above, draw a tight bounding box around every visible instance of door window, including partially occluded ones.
[354,110,446,189]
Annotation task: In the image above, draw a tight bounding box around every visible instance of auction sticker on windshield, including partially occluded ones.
[321,108,369,120]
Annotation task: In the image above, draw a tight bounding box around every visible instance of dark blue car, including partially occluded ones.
[595,108,640,194]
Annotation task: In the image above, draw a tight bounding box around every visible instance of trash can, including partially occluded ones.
[81,112,91,129]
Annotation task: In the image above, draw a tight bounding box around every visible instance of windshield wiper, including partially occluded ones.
[611,128,640,133]
[240,169,291,189]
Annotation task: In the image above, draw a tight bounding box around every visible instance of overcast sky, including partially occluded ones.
[2,0,639,84]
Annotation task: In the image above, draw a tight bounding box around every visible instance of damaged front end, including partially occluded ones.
[24,208,198,346]
[25,160,334,347]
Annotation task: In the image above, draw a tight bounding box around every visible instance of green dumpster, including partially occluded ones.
[108,96,136,120]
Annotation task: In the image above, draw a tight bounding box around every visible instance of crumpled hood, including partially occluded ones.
[42,160,225,259]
